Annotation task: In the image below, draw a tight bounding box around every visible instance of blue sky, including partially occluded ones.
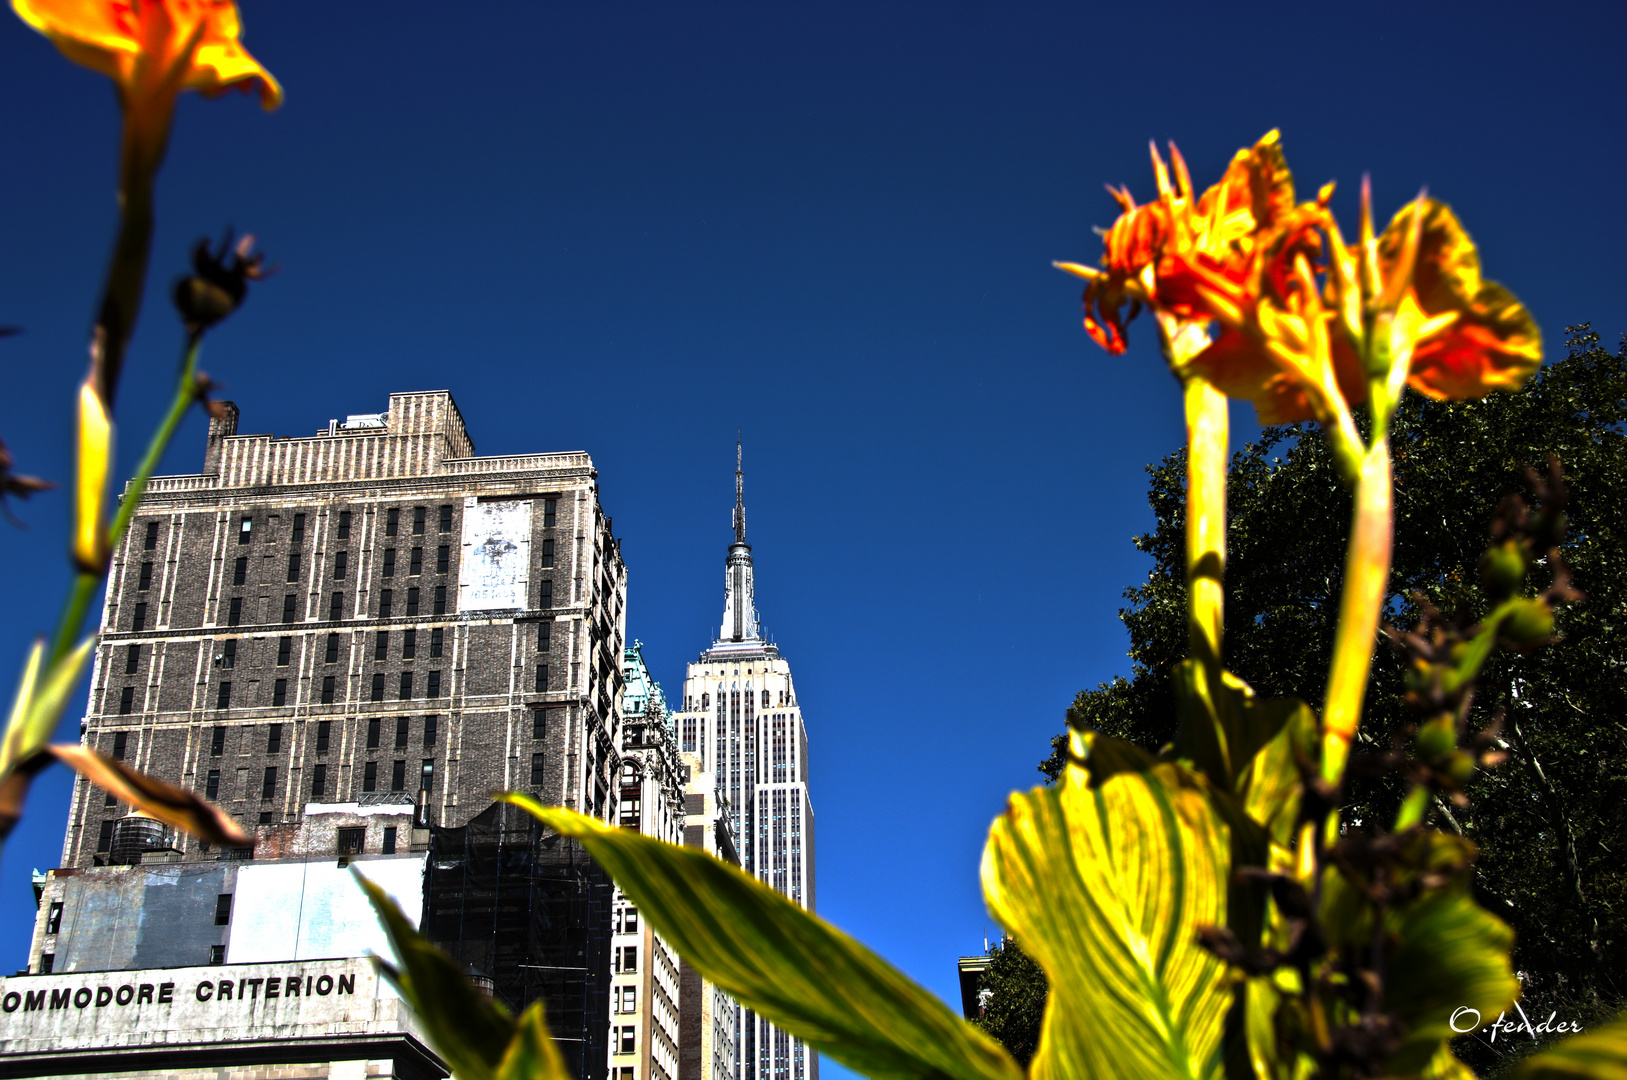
[1,1,1623,1070]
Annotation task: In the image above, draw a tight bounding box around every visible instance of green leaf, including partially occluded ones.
[498,792,1022,1080]
[354,871,572,1080]
[983,730,1232,1080]
[1514,1018,1627,1080]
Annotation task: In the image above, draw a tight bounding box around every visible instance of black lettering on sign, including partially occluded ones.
[115,985,134,1006]
[217,981,234,1002]
[265,978,280,1000]
[158,983,173,1004]
[94,987,112,1007]
[1,993,18,1013]
[49,989,70,1010]
[138,984,154,1004]
[315,975,332,996]
[245,977,264,1000]
[338,974,355,995]
[23,990,44,1013]
[73,988,91,1009]
[305,975,313,997]
[196,982,214,1002]
[284,972,301,997]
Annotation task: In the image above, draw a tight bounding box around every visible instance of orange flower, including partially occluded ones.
[12,0,281,127]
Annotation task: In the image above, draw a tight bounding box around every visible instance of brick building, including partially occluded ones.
[21,390,629,1078]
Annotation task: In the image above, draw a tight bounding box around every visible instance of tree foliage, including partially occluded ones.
[972,938,1049,1068]
[1041,326,1627,1066]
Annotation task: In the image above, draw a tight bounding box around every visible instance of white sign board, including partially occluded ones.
[458,498,532,611]
[225,855,424,965]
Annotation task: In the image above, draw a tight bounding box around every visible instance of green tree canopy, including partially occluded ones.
[1039,325,1626,1067]
[971,937,1048,1068]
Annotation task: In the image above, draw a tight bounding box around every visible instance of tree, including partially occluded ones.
[972,937,1048,1067]
[1041,326,1627,1067]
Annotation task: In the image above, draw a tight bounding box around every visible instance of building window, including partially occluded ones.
[382,548,396,577]
[534,665,549,693]
[272,679,287,706]
[282,593,298,621]
[337,826,364,854]
[137,561,153,590]
[286,553,301,582]
[209,944,225,965]
[264,724,281,755]
[402,629,417,659]
[433,585,446,615]
[616,986,637,1013]
[379,589,392,618]
[45,901,63,934]
[622,908,638,933]
[366,717,381,748]
[227,597,242,626]
[215,893,233,926]
[310,762,327,798]
[406,587,419,616]
[617,945,637,973]
[436,545,449,573]
[205,769,221,799]
[375,631,390,661]
[370,673,385,702]
[124,643,140,675]
[238,517,252,544]
[439,504,453,533]
[131,602,147,632]
[118,686,135,715]
[390,760,406,791]
[412,506,426,535]
[144,521,160,550]
[333,550,347,580]
[530,752,546,788]
[233,556,248,586]
[385,508,399,537]
[221,639,237,669]
[399,671,414,700]
[382,825,398,854]
[427,670,441,698]
[261,766,277,800]
[420,759,434,791]
[541,538,554,568]
[542,498,556,528]
[321,675,337,704]
[216,681,232,709]
[211,725,226,756]
[539,580,552,608]
[97,820,115,852]
[329,592,344,620]
[429,628,443,658]
[536,622,550,652]
[337,509,351,539]
[532,710,547,739]
[423,715,438,748]
[325,633,341,663]
[277,636,292,666]
[291,512,306,544]
[362,762,378,792]
[112,731,128,760]
[409,547,422,576]
[316,720,331,753]
[395,716,410,749]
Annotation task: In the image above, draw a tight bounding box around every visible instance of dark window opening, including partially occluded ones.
[143,521,160,550]
[272,679,287,706]
[420,760,434,791]
[423,715,438,748]
[337,509,351,539]
[118,686,135,715]
[412,506,425,535]
[375,631,389,661]
[238,517,252,544]
[379,589,392,618]
[382,548,396,577]
[370,674,385,703]
[433,585,446,615]
[427,670,441,698]
[325,633,340,664]
[402,629,416,659]
[334,550,347,580]
[45,901,63,934]
[261,766,277,800]
[321,675,336,704]
[233,556,248,586]
[362,762,378,792]
[291,513,306,544]
[542,498,556,528]
[409,547,422,575]
[436,545,449,573]
[406,587,419,616]
[541,538,554,568]
[439,505,452,533]
[385,508,399,537]
[277,636,292,666]
[366,717,381,748]
[316,720,331,753]
[395,716,410,749]
[97,820,115,852]
[532,710,548,739]
[205,769,220,799]
[329,592,345,620]
[337,826,364,854]
[111,731,128,760]
[539,580,553,608]
[536,622,550,652]
[221,639,237,669]
[124,643,140,675]
[310,762,327,798]
[429,628,443,657]
[535,665,549,693]
[530,752,546,788]
[137,561,153,590]
[266,723,282,753]
[211,726,226,756]
[399,671,414,700]
[216,682,232,710]
[227,597,242,626]
[215,893,233,925]
[286,553,301,582]
[131,602,147,632]
[382,826,398,854]
[390,760,406,791]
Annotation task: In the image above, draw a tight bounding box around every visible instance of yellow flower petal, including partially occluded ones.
[73,380,111,571]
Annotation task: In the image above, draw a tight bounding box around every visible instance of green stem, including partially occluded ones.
[1183,377,1228,674]
[48,335,201,669]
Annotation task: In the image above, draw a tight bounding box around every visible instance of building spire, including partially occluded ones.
[733,432,746,544]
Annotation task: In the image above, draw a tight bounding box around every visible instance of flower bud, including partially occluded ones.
[1500,597,1554,648]
[172,231,268,334]
[1478,540,1527,597]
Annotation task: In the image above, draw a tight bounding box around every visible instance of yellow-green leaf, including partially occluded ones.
[1514,1018,1627,1080]
[499,792,1022,1080]
[497,1003,573,1080]
[49,744,251,848]
[983,730,1231,1080]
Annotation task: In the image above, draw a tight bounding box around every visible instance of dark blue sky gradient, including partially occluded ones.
[1,3,1623,1067]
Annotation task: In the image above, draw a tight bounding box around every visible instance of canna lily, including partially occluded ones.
[12,1,281,129]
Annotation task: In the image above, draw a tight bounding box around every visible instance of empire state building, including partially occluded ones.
[673,444,816,1080]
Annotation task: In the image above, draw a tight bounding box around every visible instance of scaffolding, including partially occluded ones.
[425,802,613,1080]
